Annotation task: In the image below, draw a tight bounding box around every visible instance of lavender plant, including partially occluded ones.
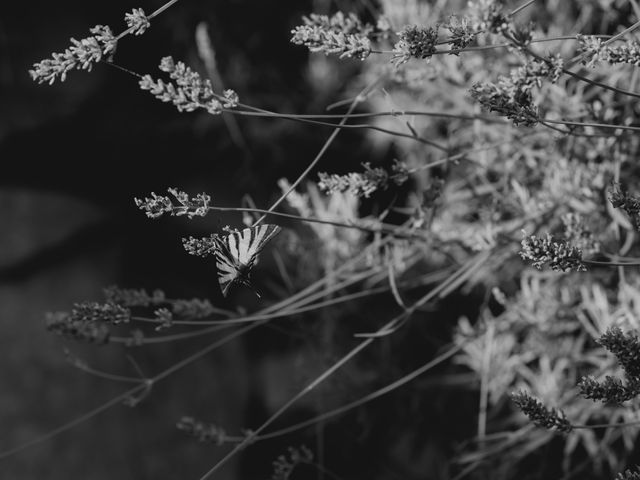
[13,0,640,479]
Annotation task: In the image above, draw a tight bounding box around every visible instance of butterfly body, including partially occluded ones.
[213,224,281,296]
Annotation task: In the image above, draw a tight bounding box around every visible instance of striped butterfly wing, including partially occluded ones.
[214,224,282,296]
[213,236,240,297]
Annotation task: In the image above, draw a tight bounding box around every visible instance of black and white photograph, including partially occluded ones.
[3,0,640,478]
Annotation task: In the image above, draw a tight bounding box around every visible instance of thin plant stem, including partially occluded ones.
[539,119,573,135]
[197,251,493,479]
[246,341,465,442]
[230,104,507,122]
[518,39,640,100]
[231,108,506,123]
[258,235,394,314]
[115,0,182,41]
[378,35,612,57]
[561,68,640,100]
[407,135,534,173]
[162,299,235,317]
[454,424,538,467]
[437,251,492,299]
[540,118,640,133]
[227,104,454,151]
[110,323,236,344]
[206,206,426,240]
[67,359,144,384]
[509,0,538,17]
[252,77,382,227]
[572,419,640,429]
[130,266,452,328]
[566,19,640,68]
[0,386,147,461]
[0,321,258,460]
[0,240,393,458]
[477,321,493,440]
[198,322,385,480]
[112,267,384,343]
[583,259,640,267]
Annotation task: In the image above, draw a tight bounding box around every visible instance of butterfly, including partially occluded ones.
[213,224,282,297]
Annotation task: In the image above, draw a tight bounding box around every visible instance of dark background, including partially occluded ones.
[1,1,411,479]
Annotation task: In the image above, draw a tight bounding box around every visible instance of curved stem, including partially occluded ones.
[207,206,424,239]
[252,77,382,227]
[0,319,252,460]
[541,118,640,133]
[234,111,449,149]
[561,68,640,100]
[247,341,464,442]
[231,108,505,122]
[509,0,538,17]
[584,259,640,267]
[572,419,640,429]
[0,387,148,460]
[0,241,391,459]
[197,251,491,479]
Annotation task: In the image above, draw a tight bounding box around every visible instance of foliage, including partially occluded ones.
[14,0,640,479]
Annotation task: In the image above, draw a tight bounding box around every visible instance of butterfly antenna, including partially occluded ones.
[247,280,261,298]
